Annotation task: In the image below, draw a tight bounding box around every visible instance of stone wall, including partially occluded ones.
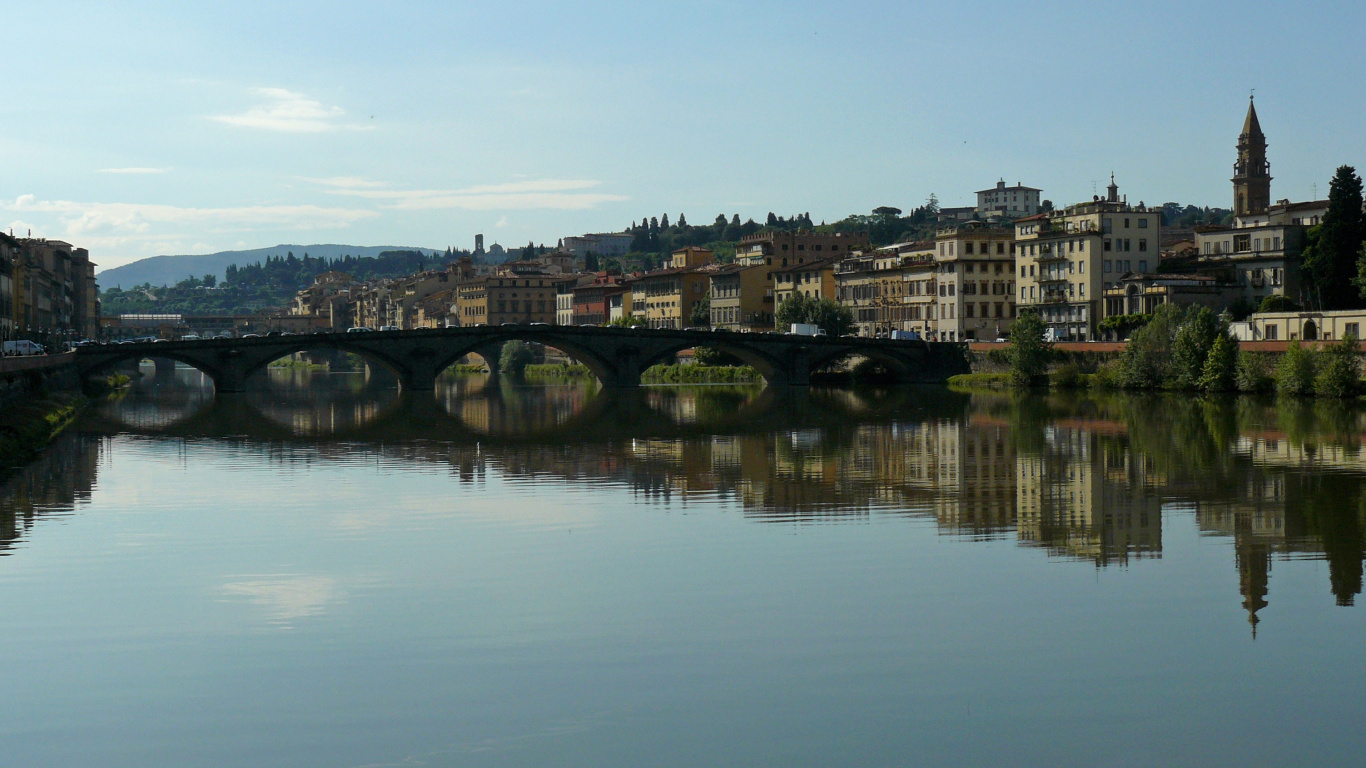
[0,353,79,410]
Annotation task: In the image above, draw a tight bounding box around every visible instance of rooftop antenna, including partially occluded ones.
[1312,182,1318,200]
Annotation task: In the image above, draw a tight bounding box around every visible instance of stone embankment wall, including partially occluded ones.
[0,353,80,409]
[965,340,1337,374]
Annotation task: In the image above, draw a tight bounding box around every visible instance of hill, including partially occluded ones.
[96,244,443,289]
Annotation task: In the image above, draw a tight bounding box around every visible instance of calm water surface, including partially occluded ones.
[2,367,1364,767]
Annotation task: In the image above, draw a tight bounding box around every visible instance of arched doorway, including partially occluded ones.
[1303,320,1318,341]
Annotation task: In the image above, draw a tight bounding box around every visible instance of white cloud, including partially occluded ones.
[313,177,628,211]
[212,88,367,133]
[6,195,379,265]
[99,167,169,174]
[9,194,377,235]
[5,220,41,238]
[495,215,509,228]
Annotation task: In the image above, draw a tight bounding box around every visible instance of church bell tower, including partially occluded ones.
[1232,96,1272,217]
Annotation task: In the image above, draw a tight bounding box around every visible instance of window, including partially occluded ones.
[965,242,975,255]
[1266,324,1278,340]
[1139,260,1147,272]
[1138,219,1149,228]
[965,303,975,318]
[1124,238,1132,251]
[1139,238,1147,252]
[1079,261,1085,274]
[1104,239,1112,252]
[1347,322,1360,338]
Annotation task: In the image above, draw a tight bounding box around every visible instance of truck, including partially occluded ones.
[888,329,921,341]
[2,340,46,357]
[789,323,826,337]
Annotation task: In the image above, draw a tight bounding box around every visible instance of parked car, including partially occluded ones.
[378,325,400,332]
[181,334,202,341]
[346,327,375,333]
[2,340,46,356]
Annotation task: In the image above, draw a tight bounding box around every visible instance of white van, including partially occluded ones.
[3,340,46,356]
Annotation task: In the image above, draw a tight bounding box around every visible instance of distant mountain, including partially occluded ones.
[96,244,444,288]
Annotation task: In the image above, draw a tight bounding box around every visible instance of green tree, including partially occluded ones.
[608,314,647,328]
[1117,303,1184,388]
[203,274,217,288]
[584,252,600,272]
[1170,306,1222,389]
[499,340,537,378]
[1235,351,1274,392]
[1301,165,1364,308]
[689,293,711,327]
[1274,340,1317,396]
[1007,309,1051,388]
[1315,333,1360,398]
[1198,333,1238,392]
[775,295,853,337]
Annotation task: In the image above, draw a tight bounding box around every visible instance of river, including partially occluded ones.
[1,367,1363,766]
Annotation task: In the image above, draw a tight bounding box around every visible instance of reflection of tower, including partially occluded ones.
[1237,538,1271,638]
[1232,97,1271,218]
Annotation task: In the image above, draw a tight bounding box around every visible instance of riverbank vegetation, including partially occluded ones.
[0,394,86,477]
[642,364,761,384]
[996,304,1364,398]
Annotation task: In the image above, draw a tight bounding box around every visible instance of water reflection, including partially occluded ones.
[12,375,1365,627]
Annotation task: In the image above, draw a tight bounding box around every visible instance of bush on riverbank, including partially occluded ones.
[642,364,761,384]
[268,357,329,372]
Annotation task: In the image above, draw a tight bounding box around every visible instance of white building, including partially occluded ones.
[976,180,1042,217]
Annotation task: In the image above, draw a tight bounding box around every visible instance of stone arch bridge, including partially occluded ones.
[74,326,968,392]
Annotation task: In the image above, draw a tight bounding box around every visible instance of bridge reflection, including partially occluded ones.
[10,379,1366,631]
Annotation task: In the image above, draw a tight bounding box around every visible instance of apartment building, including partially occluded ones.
[1015,178,1159,340]
[835,251,913,338]
[454,269,573,326]
[931,222,1017,342]
[773,255,839,307]
[571,273,627,325]
[709,263,772,331]
[892,241,937,338]
[631,266,713,329]
[734,230,868,268]
[2,236,100,342]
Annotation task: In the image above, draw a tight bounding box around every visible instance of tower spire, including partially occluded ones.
[1233,97,1271,217]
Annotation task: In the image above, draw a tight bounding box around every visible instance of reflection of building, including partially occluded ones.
[0,434,101,555]
[1016,428,1162,565]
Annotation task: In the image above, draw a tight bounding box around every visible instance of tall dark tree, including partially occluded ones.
[660,213,670,229]
[766,212,778,226]
[677,213,687,227]
[1294,165,1366,306]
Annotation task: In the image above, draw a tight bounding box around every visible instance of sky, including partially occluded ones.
[5,0,1366,271]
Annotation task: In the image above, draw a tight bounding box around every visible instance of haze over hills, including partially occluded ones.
[96,244,444,289]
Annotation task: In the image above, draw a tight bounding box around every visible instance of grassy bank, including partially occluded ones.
[438,364,490,378]
[268,358,330,372]
[642,364,761,384]
[0,393,87,476]
[524,363,593,381]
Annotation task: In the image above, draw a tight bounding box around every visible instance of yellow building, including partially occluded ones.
[709,263,773,330]
[630,266,714,329]
[455,269,573,326]
[1015,177,1160,340]
[772,255,839,308]
[932,222,1016,342]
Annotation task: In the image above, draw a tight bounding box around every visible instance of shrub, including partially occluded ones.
[1235,352,1273,392]
[1051,362,1081,388]
[1117,303,1183,388]
[1314,334,1360,398]
[1274,341,1317,396]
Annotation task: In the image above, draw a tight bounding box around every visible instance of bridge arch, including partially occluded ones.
[635,337,791,385]
[236,339,410,385]
[81,348,229,389]
[427,332,623,387]
[806,344,922,383]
